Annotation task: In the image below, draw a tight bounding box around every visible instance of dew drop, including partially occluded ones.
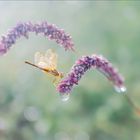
[60,93,70,102]
[114,85,126,93]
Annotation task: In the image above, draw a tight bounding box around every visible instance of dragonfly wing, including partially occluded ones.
[34,52,49,68]
[34,52,42,65]
[50,53,57,69]
[45,49,53,60]
[45,49,58,69]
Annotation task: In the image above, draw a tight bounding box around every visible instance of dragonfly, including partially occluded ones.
[25,49,64,85]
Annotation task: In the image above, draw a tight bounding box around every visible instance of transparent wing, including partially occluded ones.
[34,51,50,68]
[45,49,53,60]
[34,49,58,70]
[34,52,42,65]
[49,53,58,69]
[45,49,58,69]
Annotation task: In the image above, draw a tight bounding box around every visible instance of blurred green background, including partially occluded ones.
[0,1,140,140]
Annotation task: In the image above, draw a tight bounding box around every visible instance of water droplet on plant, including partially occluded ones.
[114,85,126,93]
[60,93,70,102]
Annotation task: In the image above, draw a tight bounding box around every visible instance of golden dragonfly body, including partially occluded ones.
[25,49,63,85]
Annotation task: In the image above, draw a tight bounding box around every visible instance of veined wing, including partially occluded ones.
[45,49,58,70]
[34,49,58,70]
[34,52,50,69]
[34,52,42,65]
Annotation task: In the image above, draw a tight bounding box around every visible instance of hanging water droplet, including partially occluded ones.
[114,85,126,93]
[60,93,70,102]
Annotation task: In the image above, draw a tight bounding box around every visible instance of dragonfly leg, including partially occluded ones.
[53,77,60,86]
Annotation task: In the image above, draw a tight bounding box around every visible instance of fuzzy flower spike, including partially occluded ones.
[57,54,126,100]
[0,21,74,55]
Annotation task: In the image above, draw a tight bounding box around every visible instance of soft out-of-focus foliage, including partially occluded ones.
[0,1,140,140]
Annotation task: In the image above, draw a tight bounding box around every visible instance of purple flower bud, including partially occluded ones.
[0,43,7,55]
[57,54,126,95]
[0,21,74,55]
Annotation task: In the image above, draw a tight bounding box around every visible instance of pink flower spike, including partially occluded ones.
[0,42,7,55]
[57,54,126,96]
[0,21,74,55]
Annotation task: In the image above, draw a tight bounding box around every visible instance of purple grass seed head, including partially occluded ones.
[57,54,126,96]
[0,42,7,55]
[0,21,74,55]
